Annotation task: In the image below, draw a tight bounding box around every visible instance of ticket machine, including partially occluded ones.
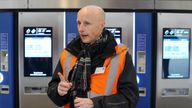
[18,12,64,108]
[156,13,192,108]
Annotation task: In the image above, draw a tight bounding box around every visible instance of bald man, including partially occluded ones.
[47,5,139,108]
[77,5,105,44]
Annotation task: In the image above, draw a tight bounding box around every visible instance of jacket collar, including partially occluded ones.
[66,29,117,59]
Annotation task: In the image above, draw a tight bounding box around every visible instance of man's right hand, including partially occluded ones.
[57,72,72,96]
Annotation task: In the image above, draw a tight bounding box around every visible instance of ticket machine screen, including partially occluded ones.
[162,28,190,79]
[105,27,122,44]
[24,27,52,77]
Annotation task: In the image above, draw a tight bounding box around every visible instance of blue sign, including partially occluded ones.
[0,12,15,108]
[135,13,152,108]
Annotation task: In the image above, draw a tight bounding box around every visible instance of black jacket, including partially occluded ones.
[47,30,139,108]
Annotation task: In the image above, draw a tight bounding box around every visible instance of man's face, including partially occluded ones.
[77,9,105,44]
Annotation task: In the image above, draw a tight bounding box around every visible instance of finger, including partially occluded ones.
[69,82,72,86]
[58,85,69,91]
[74,99,81,108]
[58,85,67,96]
[58,89,67,96]
[58,87,68,93]
[74,103,81,108]
[58,84,65,92]
[74,97,80,104]
[59,81,72,89]
[58,72,65,81]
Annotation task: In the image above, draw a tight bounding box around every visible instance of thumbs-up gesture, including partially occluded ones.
[57,72,72,96]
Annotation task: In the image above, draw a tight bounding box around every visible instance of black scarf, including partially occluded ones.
[70,48,91,98]
[69,33,108,96]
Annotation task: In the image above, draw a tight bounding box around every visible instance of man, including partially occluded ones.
[47,5,139,108]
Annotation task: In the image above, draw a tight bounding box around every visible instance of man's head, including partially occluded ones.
[77,5,105,44]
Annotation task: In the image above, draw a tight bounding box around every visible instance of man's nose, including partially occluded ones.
[78,24,85,32]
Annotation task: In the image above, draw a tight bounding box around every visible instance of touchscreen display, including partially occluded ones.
[24,27,52,77]
[105,27,122,44]
[162,28,190,79]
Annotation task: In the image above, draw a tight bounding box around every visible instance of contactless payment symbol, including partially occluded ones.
[137,75,140,84]
[0,72,4,83]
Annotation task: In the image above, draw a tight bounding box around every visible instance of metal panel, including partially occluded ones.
[18,12,64,108]
[29,0,154,9]
[0,0,27,9]
[156,13,192,108]
[105,12,134,55]
[155,0,192,10]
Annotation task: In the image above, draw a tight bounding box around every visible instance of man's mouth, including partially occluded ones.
[81,34,88,38]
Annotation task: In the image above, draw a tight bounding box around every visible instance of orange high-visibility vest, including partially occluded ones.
[60,44,128,108]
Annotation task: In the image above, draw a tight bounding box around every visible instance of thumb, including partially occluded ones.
[58,72,65,81]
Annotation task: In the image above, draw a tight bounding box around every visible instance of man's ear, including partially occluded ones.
[101,22,105,29]
[103,22,105,27]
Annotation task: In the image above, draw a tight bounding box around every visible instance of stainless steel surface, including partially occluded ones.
[2,0,192,10]
[156,13,192,108]
[155,0,192,10]
[28,0,154,9]
[18,12,64,108]
[0,0,27,9]
[105,12,134,56]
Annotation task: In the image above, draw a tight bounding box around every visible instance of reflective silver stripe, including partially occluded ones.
[64,52,73,79]
[118,43,124,47]
[89,54,121,97]
[88,91,101,98]
[89,45,126,97]
[104,54,120,95]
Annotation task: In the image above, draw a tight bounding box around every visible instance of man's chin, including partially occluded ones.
[81,40,91,44]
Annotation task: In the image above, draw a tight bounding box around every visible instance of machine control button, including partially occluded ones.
[139,87,146,97]
[162,88,189,96]
[0,85,9,94]
[24,86,48,94]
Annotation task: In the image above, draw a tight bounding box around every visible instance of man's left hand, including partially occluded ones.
[74,97,94,108]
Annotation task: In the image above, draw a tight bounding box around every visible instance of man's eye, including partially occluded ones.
[84,22,90,25]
